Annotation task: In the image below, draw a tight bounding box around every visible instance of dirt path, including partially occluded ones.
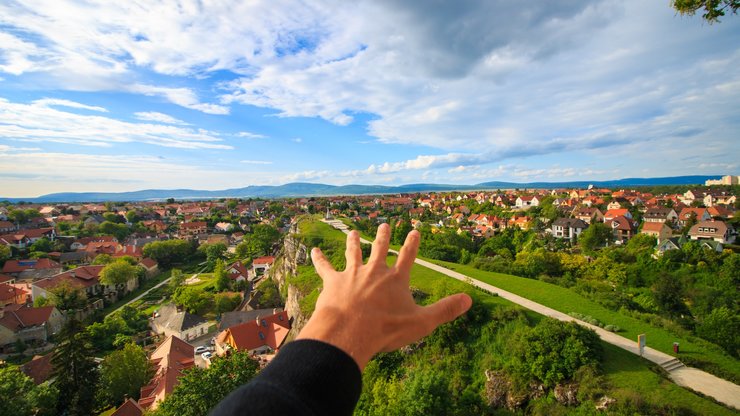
[322,220,740,410]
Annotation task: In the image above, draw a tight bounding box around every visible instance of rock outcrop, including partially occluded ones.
[269,223,311,336]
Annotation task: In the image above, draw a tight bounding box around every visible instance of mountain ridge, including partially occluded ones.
[1,175,723,203]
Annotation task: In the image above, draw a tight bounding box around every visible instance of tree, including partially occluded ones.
[30,237,52,253]
[511,319,602,388]
[99,221,131,241]
[0,366,58,416]
[172,287,211,314]
[579,222,614,253]
[143,239,194,267]
[214,259,229,292]
[198,242,227,270]
[169,268,185,291]
[52,321,100,416]
[652,273,690,317]
[672,0,739,22]
[236,224,280,259]
[46,281,88,312]
[214,293,242,314]
[100,260,139,286]
[154,351,259,416]
[98,343,153,408]
[125,210,139,223]
[0,244,11,264]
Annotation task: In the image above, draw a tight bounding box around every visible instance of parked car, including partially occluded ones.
[202,351,213,360]
[195,346,207,355]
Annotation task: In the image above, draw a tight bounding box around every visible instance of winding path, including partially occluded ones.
[322,219,740,410]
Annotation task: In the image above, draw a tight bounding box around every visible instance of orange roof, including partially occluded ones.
[641,222,668,233]
[253,256,275,266]
[0,305,56,332]
[139,335,195,410]
[112,398,144,416]
[219,310,290,352]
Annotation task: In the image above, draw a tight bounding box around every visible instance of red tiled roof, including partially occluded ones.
[0,282,27,302]
[253,256,275,266]
[0,274,14,284]
[140,258,158,268]
[34,265,104,290]
[641,222,669,233]
[112,398,144,416]
[21,354,53,385]
[219,310,290,352]
[0,305,55,332]
[139,335,195,410]
[2,258,61,274]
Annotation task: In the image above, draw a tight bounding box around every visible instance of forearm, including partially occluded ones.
[210,339,362,416]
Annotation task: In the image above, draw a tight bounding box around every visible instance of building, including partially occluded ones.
[2,258,62,279]
[640,222,672,243]
[688,220,736,244]
[705,175,740,186]
[252,256,275,276]
[643,207,678,224]
[0,282,28,306]
[678,208,712,226]
[515,196,540,208]
[551,218,588,240]
[151,304,210,341]
[0,304,64,350]
[572,207,604,224]
[137,335,195,411]
[606,216,638,244]
[214,310,290,356]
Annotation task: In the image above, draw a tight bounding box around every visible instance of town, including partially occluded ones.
[0,176,738,415]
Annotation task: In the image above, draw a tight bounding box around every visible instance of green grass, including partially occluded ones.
[101,268,173,315]
[427,260,740,383]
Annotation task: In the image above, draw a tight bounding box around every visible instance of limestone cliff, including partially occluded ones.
[269,222,311,336]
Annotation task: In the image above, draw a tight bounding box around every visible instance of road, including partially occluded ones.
[322,219,740,410]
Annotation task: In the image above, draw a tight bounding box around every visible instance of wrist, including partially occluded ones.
[296,307,374,370]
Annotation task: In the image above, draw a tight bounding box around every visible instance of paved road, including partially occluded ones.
[322,219,740,410]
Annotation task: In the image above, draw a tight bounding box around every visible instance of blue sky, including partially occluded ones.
[0,0,738,197]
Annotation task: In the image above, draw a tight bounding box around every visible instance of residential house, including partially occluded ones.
[136,335,195,411]
[510,216,531,230]
[112,398,145,416]
[0,274,14,284]
[0,304,64,350]
[606,216,638,244]
[0,221,15,233]
[573,207,604,224]
[515,196,540,208]
[227,261,251,283]
[141,220,168,233]
[604,208,631,221]
[139,258,159,278]
[551,218,588,240]
[151,304,210,341]
[688,220,736,244]
[643,207,678,224]
[179,221,208,237]
[640,222,672,243]
[703,191,736,207]
[214,310,291,356]
[0,283,28,306]
[70,235,118,251]
[2,258,63,280]
[214,222,235,233]
[21,353,53,385]
[31,265,107,311]
[678,208,711,226]
[219,308,284,331]
[707,205,735,219]
[252,256,275,276]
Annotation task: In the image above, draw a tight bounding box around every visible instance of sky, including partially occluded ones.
[0,1,739,197]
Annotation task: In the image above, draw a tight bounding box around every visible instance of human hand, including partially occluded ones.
[296,223,472,370]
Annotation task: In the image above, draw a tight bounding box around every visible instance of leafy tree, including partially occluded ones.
[579,222,614,253]
[100,259,139,286]
[198,242,227,270]
[8,208,40,224]
[30,237,52,253]
[91,253,113,265]
[143,239,193,267]
[511,319,602,388]
[236,224,280,259]
[125,210,139,223]
[172,286,211,314]
[99,221,131,241]
[0,244,11,264]
[392,220,413,245]
[214,293,242,314]
[154,351,259,416]
[98,343,153,408]
[214,259,229,292]
[46,281,88,312]
[52,320,100,416]
[0,366,58,416]
[672,0,739,22]
[103,212,125,223]
[169,268,185,291]
[652,273,691,317]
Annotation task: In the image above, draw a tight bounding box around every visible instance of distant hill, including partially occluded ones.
[1,175,721,203]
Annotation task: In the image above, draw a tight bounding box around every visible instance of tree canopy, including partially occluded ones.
[99,260,140,286]
[672,0,739,22]
[98,343,153,408]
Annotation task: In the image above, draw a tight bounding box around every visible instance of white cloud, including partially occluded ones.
[33,98,108,112]
[240,160,273,165]
[0,97,232,150]
[129,84,229,115]
[291,138,303,143]
[133,111,187,125]
[236,131,267,139]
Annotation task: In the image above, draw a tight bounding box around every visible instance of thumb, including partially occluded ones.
[423,293,472,329]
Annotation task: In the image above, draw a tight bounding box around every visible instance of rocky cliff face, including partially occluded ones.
[269,223,310,335]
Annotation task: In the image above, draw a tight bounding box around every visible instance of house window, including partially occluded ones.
[278,315,284,321]
[258,332,265,340]
[261,319,267,327]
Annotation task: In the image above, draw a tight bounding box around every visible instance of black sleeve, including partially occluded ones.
[210,339,362,416]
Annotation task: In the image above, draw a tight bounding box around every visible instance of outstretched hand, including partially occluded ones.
[297,223,472,370]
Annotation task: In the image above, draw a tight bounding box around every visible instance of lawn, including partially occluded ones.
[101,268,173,315]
